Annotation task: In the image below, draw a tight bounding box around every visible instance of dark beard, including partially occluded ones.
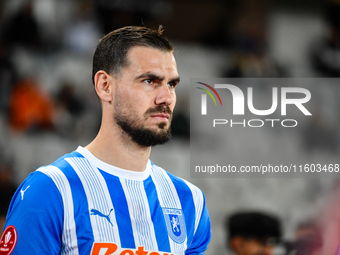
[115,106,172,147]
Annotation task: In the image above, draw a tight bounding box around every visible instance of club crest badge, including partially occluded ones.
[162,208,186,244]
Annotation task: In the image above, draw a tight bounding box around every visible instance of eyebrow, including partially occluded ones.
[135,72,180,84]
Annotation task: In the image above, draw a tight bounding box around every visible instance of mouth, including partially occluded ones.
[150,113,170,121]
[146,105,172,122]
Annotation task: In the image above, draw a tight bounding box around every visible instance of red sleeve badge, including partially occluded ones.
[0,226,17,255]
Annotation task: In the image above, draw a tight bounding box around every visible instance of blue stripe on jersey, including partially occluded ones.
[122,178,157,250]
[99,169,135,249]
[164,173,196,247]
[68,157,120,244]
[144,176,171,253]
[51,154,94,255]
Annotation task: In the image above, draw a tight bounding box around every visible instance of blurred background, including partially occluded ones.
[0,0,340,254]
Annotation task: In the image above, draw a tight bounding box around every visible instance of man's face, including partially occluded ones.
[231,237,274,255]
[112,46,180,147]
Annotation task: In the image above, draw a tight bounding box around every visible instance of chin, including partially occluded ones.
[157,122,169,130]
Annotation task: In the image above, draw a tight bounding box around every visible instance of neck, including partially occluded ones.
[85,121,151,172]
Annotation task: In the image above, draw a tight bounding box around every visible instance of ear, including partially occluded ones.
[94,70,114,103]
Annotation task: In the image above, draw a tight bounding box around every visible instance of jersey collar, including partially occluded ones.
[76,146,151,181]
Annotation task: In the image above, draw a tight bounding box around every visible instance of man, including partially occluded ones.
[226,212,281,255]
[0,26,211,255]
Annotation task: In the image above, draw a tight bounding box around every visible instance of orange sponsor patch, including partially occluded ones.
[90,243,178,255]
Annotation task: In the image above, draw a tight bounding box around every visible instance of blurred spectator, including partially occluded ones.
[1,1,41,50]
[0,42,17,114]
[63,1,102,55]
[171,99,190,139]
[222,0,288,78]
[311,0,340,76]
[0,158,17,233]
[53,82,85,136]
[225,212,282,255]
[302,113,338,154]
[171,113,190,139]
[317,179,340,254]
[94,0,171,34]
[287,221,322,255]
[55,82,84,118]
[8,78,54,133]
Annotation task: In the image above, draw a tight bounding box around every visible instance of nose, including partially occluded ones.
[155,83,175,106]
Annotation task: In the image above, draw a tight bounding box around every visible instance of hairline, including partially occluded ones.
[109,44,175,78]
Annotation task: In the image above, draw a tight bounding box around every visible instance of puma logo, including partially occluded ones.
[20,185,30,200]
[90,208,114,227]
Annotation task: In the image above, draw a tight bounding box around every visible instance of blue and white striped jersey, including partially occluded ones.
[3,146,211,255]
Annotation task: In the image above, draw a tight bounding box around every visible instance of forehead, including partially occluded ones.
[125,46,178,76]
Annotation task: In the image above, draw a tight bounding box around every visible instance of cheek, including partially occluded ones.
[117,89,140,107]
[242,241,264,254]
[128,95,152,115]
[171,94,177,110]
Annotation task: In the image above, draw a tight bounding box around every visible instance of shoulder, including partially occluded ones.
[5,150,83,228]
[11,150,84,204]
[5,169,64,229]
[4,167,67,254]
[37,150,84,182]
[9,170,60,208]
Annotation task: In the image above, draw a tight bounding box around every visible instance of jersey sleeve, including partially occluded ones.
[3,170,63,254]
[185,194,211,255]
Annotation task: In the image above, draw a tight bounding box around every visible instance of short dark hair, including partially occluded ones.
[226,212,282,243]
[92,25,173,84]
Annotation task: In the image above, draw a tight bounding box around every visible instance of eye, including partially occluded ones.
[144,79,153,85]
[168,82,178,89]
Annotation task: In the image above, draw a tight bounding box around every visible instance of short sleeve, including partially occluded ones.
[185,195,211,255]
[3,171,63,254]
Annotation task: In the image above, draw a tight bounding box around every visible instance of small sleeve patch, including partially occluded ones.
[0,225,17,255]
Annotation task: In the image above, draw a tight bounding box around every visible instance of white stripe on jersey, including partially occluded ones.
[151,166,187,254]
[66,157,121,246]
[38,166,79,255]
[120,179,158,251]
[183,180,204,234]
[150,166,181,209]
